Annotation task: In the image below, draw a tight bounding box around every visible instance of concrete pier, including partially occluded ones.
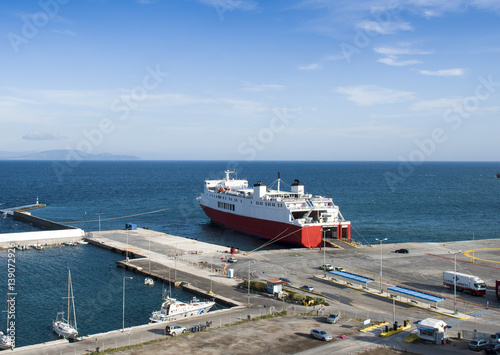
[0,203,84,248]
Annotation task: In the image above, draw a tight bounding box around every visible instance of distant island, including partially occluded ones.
[0,150,141,161]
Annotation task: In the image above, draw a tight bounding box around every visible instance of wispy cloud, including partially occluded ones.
[336,85,415,106]
[419,68,466,76]
[410,98,463,111]
[198,0,257,11]
[23,131,66,140]
[374,46,433,56]
[356,20,413,35]
[378,57,422,66]
[51,29,77,36]
[241,83,286,91]
[298,63,321,70]
[374,44,432,67]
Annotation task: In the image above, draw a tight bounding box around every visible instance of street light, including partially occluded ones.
[122,276,133,331]
[448,250,462,314]
[322,229,326,278]
[248,260,255,307]
[375,238,388,293]
[97,213,103,231]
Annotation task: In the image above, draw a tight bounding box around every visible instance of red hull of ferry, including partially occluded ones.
[201,205,330,248]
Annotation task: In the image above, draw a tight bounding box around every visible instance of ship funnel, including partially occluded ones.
[291,179,304,195]
[253,181,266,199]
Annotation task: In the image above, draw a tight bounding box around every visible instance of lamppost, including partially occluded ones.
[375,238,387,293]
[122,276,133,331]
[448,250,462,314]
[97,213,103,231]
[248,260,255,307]
[322,229,326,278]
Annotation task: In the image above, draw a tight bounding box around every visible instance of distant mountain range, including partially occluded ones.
[0,150,141,161]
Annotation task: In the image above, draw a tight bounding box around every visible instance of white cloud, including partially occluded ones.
[356,20,413,34]
[374,46,433,56]
[336,85,415,106]
[51,29,77,36]
[198,0,257,11]
[374,45,432,67]
[241,83,286,91]
[419,68,466,76]
[410,98,463,111]
[298,63,321,70]
[22,131,66,140]
[378,57,422,66]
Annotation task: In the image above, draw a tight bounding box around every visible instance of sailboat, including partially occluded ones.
[144,240,154,286]
[0,296,14,350]
[52,269,78,340]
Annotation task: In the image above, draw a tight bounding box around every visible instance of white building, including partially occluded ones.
[417,318,449,344]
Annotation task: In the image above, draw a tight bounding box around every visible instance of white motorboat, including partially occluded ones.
[149,295,215,323]
[52,269,78,339]
[144,240,154,286]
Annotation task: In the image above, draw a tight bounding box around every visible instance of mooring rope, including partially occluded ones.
[61,207,169,224]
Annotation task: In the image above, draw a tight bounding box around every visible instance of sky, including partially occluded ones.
[0,0,499,161]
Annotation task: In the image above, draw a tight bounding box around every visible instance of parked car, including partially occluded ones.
[326,313,340,324]
[484,343,500,354]
[491,332,500,343]
[310,328,333,341]
[165,324,187,336]
[394,248,409,254]
[333,267,345,272]
[228,257,237,263]
[319,264,334,271]
[300,285,314,292]
[468,338,489,351]
[279,278,292,285]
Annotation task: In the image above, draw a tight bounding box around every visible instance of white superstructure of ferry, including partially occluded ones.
[198,171,351,248]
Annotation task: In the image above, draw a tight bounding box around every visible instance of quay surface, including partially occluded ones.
[10,226,500,354]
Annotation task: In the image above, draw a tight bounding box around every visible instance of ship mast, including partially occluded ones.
[277,172,280,192]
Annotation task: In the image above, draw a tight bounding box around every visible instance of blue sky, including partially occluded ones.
[1,0,499,161]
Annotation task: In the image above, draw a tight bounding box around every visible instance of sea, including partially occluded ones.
[0,160,499,347]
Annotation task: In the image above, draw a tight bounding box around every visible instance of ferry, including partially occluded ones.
[198,171,351,248]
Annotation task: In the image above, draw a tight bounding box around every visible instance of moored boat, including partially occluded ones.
[198,171,351,248]
[149,295,215,323]
[52,269,78,340]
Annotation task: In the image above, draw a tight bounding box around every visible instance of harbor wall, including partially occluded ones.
[13,211,76,230]
[0,229,84,248]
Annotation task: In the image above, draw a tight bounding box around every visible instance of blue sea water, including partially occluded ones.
[0,160,499,347]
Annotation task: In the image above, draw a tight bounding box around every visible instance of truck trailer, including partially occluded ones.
[443,271,486,296]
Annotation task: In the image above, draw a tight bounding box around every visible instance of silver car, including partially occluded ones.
[468,338,488,351]
[165,324,187,336]
[326,313,340,324]
[310,328,333,341]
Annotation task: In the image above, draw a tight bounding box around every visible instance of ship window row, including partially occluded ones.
[218,201,235,211]
[255,201,282,207]
[208,193,244,203]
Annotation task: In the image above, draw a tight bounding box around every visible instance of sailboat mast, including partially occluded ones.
[70,274,77,331]
[67,269,70,324]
